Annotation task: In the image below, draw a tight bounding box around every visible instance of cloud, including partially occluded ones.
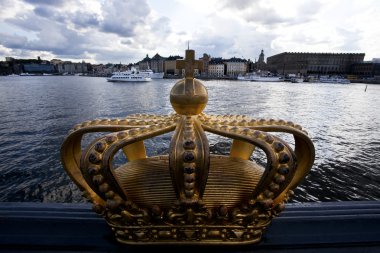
[33,6,52,18]
[335,28,362,51]
[150,16,171,37]
[23,0,66,6]
[100,0,151,37]
[71,11,100,28]
[1,12,90,57]
[296,0,322,16]
[0,0,377,63]
[221,0,260,10]
[192,33,235,58]
[220,0,289,26]
[0,0,162,63]
[0,33,28,49]
[220,0,322,27]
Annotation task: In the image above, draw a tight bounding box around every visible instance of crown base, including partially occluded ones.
[110,224,267,245]
[106,155,273,245]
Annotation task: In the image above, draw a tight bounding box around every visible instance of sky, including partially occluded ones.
[0,0,379,64]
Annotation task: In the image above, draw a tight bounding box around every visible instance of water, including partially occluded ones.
[0,76,379,203]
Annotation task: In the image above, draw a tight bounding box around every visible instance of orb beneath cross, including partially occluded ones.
[170,49,208,115]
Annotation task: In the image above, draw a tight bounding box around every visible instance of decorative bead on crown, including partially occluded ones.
[61,49,315,245]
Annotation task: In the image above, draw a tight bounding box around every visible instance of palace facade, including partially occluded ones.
[267,52,365,75]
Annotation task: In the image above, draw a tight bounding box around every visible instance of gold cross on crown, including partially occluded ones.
[176,49,203,78]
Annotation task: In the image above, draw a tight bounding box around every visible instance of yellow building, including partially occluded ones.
[164,56,182,76]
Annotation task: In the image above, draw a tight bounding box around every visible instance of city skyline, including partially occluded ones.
[0,0,379,64]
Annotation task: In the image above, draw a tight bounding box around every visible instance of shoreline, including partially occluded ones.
[2,74,379,84]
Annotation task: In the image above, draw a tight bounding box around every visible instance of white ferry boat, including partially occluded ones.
[238,73,282,82]
[107,69,152,82]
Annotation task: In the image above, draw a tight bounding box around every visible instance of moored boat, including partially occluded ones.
[250,74,282,82]
[319,76,350,84]
[19,72,35,76]
[238,73,282,82]
[139,69,164,79]
[290,77,304,83]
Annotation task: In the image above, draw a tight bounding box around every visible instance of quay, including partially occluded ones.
[0,201,379,252]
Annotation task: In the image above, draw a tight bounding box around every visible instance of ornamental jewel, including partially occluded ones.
[61,48,315,245]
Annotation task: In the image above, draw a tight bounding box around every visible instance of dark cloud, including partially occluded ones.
[151,16,171,36]
[121,39,133,45]
[100,0,151,37]
[71,11,100,28]
[0,0,161,63]
[1,12,90,57]
[34,6,52,18]
[23,0,66,6]
[6,15,43,31]
[0,33,28,49]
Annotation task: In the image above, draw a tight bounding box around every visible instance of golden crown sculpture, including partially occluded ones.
[61,49,315,245]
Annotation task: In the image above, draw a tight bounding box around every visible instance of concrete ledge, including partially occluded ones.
[0,201,379,252]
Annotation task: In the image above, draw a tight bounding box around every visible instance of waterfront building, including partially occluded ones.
[267,52,365,76]
[150,53,165,73]
[23,63,55,74]
[164,55,183,76]
[199,53,211,77]
[91,64,107,76]
[246,59,254,73]
[0,61,12,75]
[351,59,380,79]
[3,57,40,74]
[208,58,225,77]
[55,61,88,74]
[254,49,268,71]
[224,57,247,77]
[138,54,151,70]
[137,54,151,70]
[138,53,166,73]
[90,63,122,76]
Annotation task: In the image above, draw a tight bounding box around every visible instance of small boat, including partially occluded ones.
[250,75,282,82]
[290,77,304,83]
[19,72,35,76]
[319,76,350,84]
[304,75,319,83]
[107,69,152,82]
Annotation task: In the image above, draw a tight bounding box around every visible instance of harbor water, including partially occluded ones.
[0,76,379,203]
